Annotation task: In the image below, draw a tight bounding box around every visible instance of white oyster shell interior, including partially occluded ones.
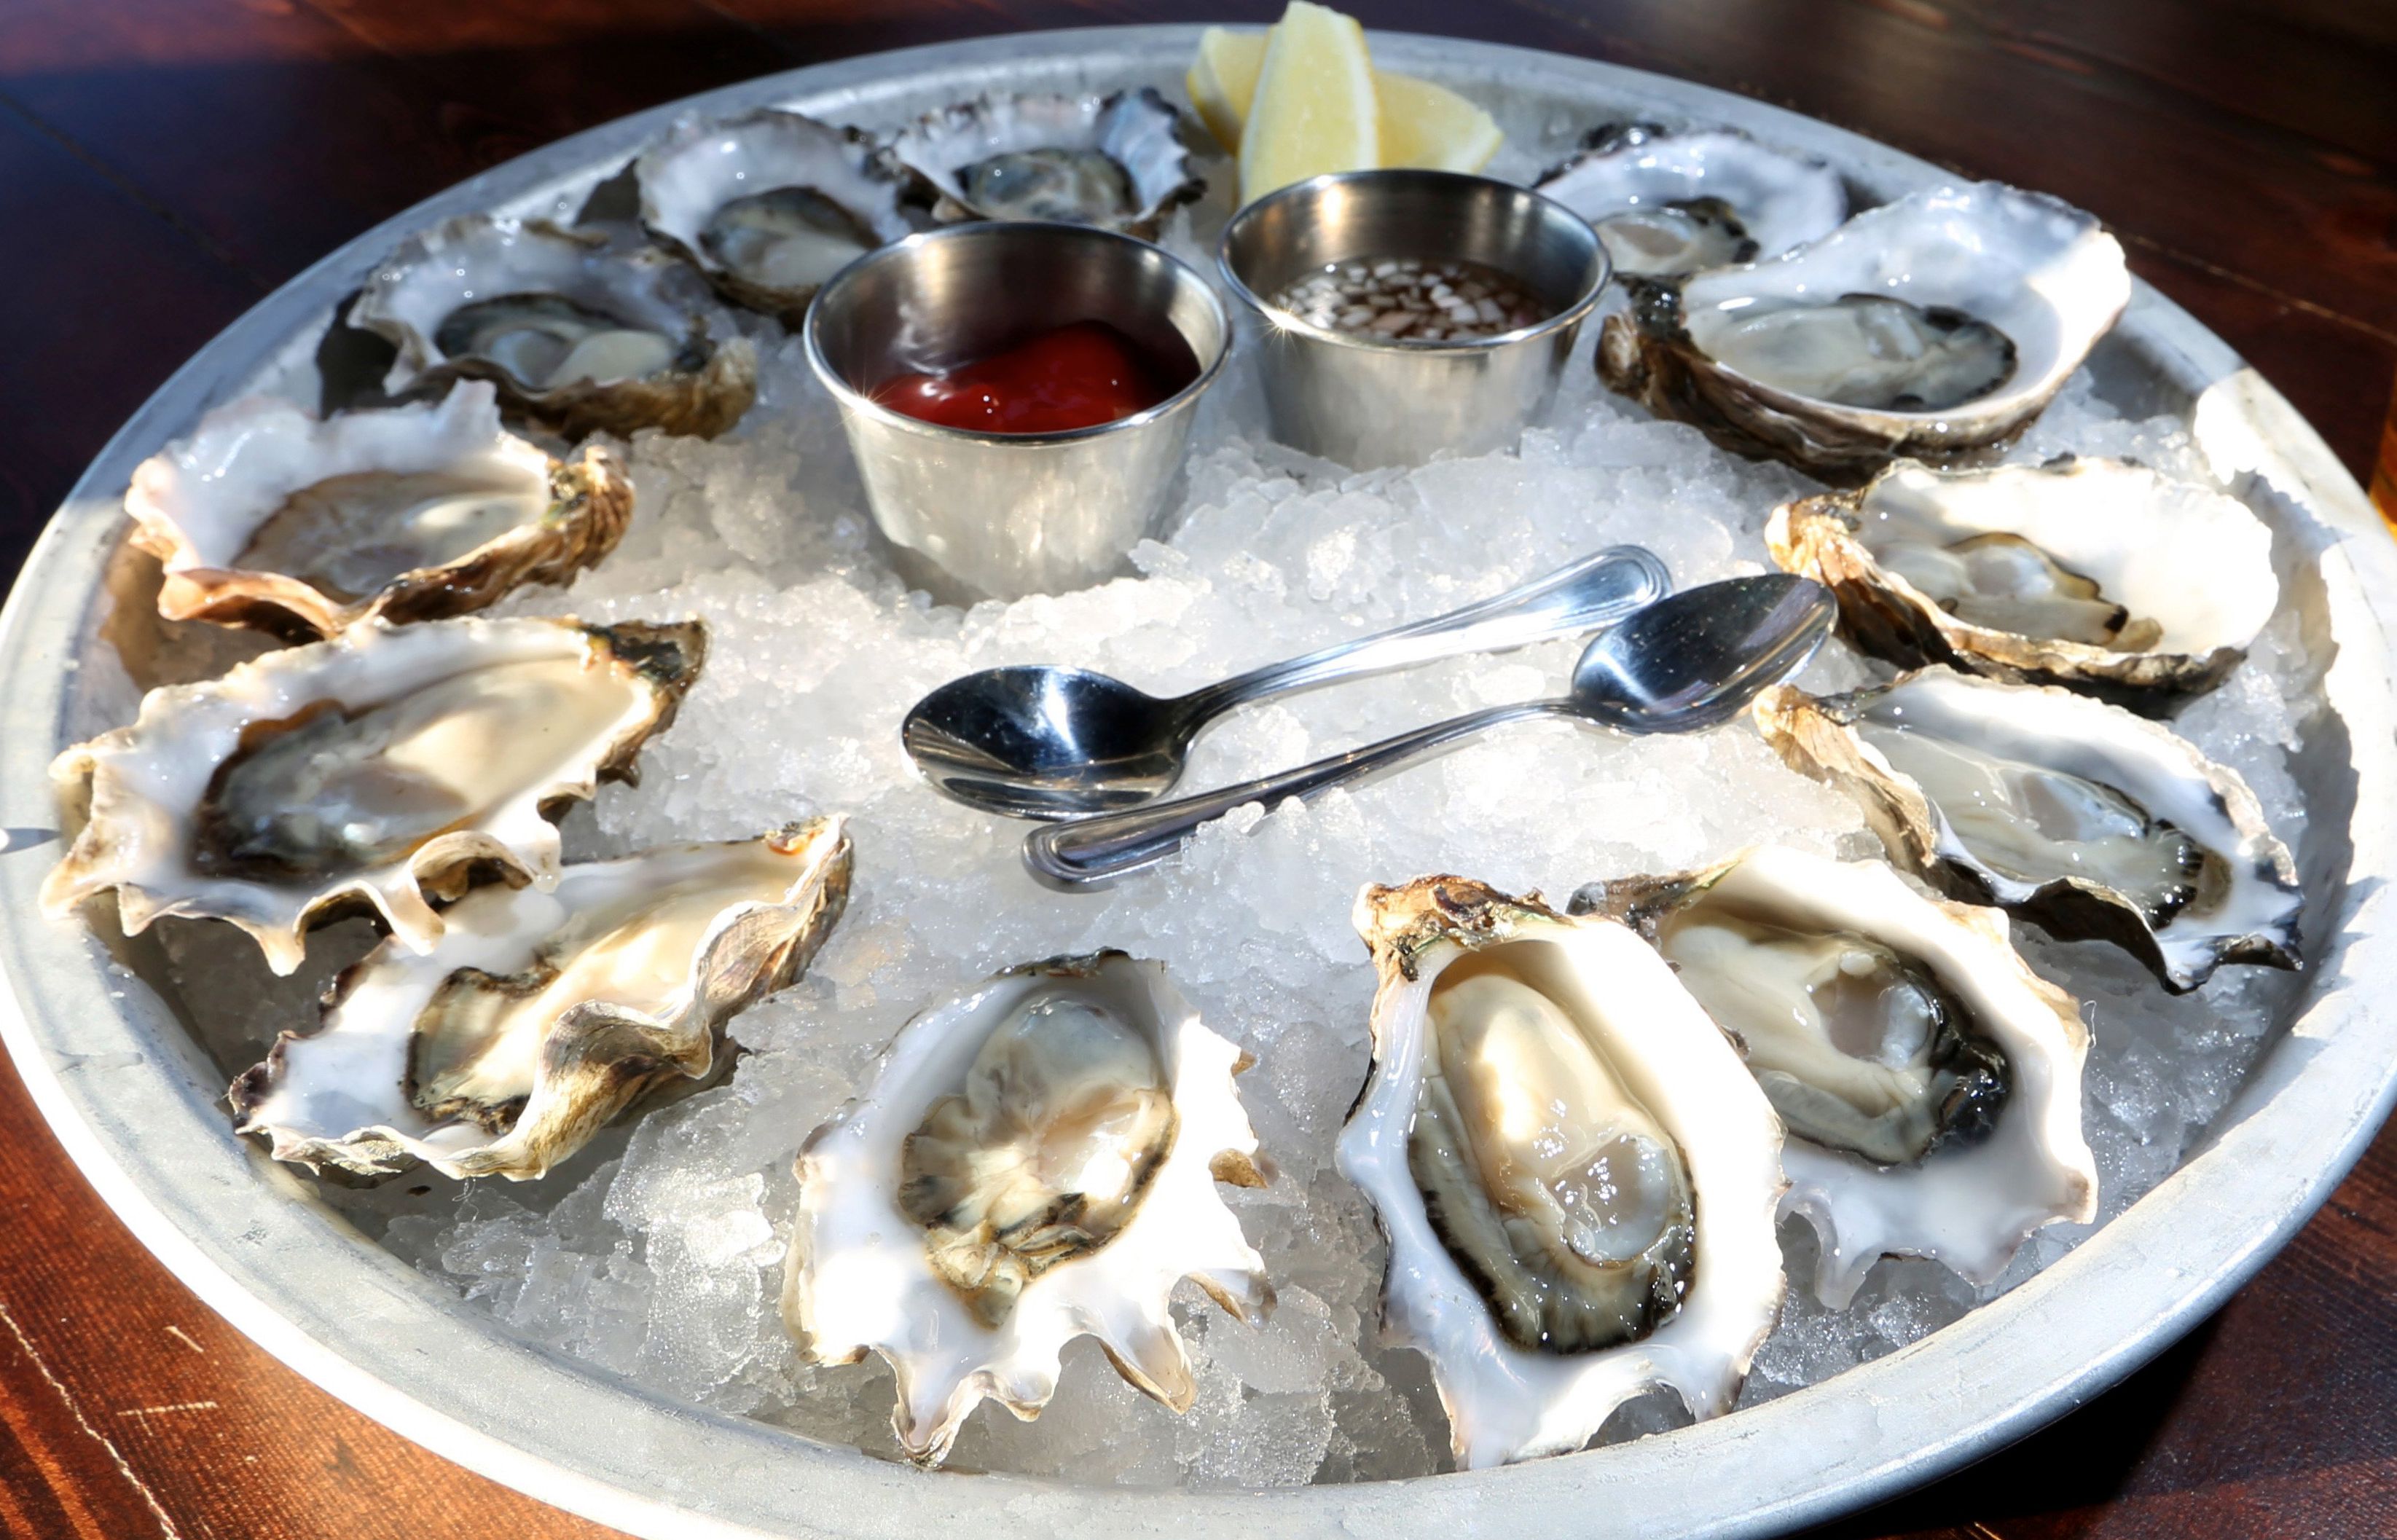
[42,616,698,974]
[1803,669,2302,991]
[1681,181,2129,428]
[636,109,913,310]
[232,820,850,1180]
[1339,891,1786,1469]
[1843,458,2278,656]
[886,89,1199,233]
[783,951,1270,1468]
[1641,847,2097,1306]
[125,383,617,635]
[1536,127,1848,277]
[131,385,546,579]
[353,217,720,396]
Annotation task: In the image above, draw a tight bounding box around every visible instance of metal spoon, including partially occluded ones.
[902,545,1670,819]
[1022,574,1835,890]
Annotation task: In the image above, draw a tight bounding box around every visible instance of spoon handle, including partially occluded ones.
[1173,546,1668,724]
[1022,700,1573,889]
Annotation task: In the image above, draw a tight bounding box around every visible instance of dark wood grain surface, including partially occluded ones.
[4,2,2395,1536]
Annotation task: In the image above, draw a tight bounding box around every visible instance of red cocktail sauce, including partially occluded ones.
[868,320,1196,435]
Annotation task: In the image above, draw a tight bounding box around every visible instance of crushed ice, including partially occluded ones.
[149,211,2320,1486]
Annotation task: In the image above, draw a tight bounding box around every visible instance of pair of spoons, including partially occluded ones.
[903,549,1835,888]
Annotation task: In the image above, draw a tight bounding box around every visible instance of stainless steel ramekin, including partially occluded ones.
[1219,170,1610,470]
[807,221,1228,602]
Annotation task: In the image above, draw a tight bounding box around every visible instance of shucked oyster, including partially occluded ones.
[784,951,1271,1467]
[1600,184,2130,479]
[350,216,757,440]
[636,109,914,327]
[1535,123,1848,279]
[1770,457,2278,710]
[1338,878,1786,1469]
[125,384,632,639]
[883,89,1202,237]
[1580,846,2096,1306]
[1757,668,2302,992]
[43,616,703,975]
[230,820,850,1180]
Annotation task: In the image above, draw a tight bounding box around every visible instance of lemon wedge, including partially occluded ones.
[1196,12,1504,190]
[1375,71,1504,174]
[1237,1,1379,205]
[1188,27,1268,154]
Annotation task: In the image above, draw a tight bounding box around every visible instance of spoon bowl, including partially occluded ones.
[1569,570,1840,733]
[902,667,1189,817]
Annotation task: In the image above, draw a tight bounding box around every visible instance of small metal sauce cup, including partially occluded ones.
[1219,170,1610,470]
[807,222,1228,602]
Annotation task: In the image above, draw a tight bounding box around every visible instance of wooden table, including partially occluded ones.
[3,2,2393,1536]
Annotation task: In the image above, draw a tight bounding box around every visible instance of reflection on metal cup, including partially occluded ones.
[1217,170,1610,471]
[2373,366,2397,534]
[807,222,1229,602]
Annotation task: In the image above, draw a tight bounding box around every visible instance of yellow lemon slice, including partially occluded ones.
[1188,27,1267,154]
[1193,12,1504,186]
[1238,1,1379,206]
[1375,71,1504,174]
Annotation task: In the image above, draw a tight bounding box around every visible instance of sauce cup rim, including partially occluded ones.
[804,221,1231,448]
[1216,168,1612,356]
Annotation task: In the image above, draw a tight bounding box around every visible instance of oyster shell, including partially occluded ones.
[883,89,1202,237]
[230,820,850,1180]
[1578,846,2097,1306]
[635,109,914,327]
[1756,668,2302,992]
[350,216,757,440]
[1598,183,2130,479]
[783,951,1271,1467]
[1534,123,1848,279]
[42,616,703,975]
[1337,877,1786,1469]
[124,383,633,639]
[1769,456,2278,710]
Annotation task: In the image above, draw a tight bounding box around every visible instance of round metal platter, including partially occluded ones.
[2,25,2392,1540]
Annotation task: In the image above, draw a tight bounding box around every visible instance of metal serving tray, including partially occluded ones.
[2,25,2391,1540]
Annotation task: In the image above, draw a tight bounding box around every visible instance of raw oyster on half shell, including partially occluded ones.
[230,819,850,1180]
[1535,123,1848,279]
[1769,457,2278,710]
[883,89,1202,237]
[1599,183,2130,478]
[1578,846,2096,1306]
[1757,668,2302,992]
[1337,877,1786,1469]
[350,216,757,440]
[125,384,633,639]
[43,616,703,975]
[783,951,1271,1468]
[636,109,914,326]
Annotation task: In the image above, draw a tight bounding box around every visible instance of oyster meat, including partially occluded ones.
[883,90,1203,237]
[349,216,757,440]
[230,820,850,1180]
[1534,123,1848,278]
[125,384,633,638]
[1690,294,2015,412]
[1770,457,2279,709]
[1338,877,1786,1469]
[636,109,914,326]
[1757,667,2302,992]
[1580,846,2096,1306]
[783,951,1271,1467]
[1599,183,2130,478]
[43,616,703,975]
